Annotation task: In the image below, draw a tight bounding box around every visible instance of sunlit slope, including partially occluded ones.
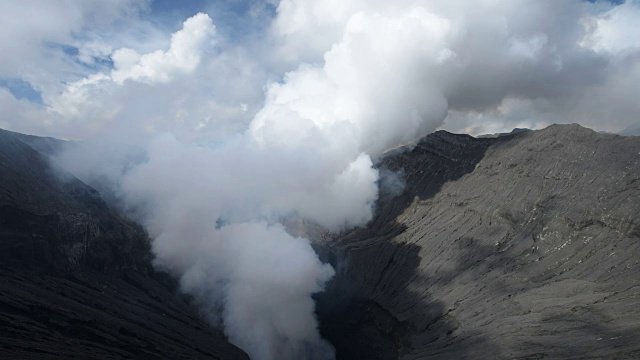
[322,124,640,359]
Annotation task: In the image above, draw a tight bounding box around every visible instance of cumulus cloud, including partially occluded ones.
[584,0,640,54]
[7,0,640,139]
[256,6,452,157]
[111,13,216,84]
[44,13,216,132]
[0,0,151,102]
[30,12,267,142]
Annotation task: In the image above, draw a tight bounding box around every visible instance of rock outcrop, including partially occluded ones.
[318,124,640,359]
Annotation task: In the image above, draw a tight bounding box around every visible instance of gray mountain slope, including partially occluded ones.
[4,123,640,359]
[2,129,71,157]
[620,123,640,136]
[0,129,248,359]
[318,124,640,359]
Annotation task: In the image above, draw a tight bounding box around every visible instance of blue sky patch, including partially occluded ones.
[148,0,277,40]
[0,78,43,104]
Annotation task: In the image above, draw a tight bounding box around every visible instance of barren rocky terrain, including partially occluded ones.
[0,129,248,359]
[318,124,640,359]
[2,124,639,359]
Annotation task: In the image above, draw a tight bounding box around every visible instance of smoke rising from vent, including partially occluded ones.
[11,1,639,359]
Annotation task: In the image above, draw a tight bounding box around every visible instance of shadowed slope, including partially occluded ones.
[0,129,248,359]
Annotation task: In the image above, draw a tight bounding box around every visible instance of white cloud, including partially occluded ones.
[111,13,216,84]
[77,40,114,65]
[0,0,149,101]
[584,0,640,54]
[5,0,640,139]
[38,12,266,142]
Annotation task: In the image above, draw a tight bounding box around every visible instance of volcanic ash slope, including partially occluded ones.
[320,124,640,359]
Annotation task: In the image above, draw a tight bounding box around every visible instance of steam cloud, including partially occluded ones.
[8,1,638,359]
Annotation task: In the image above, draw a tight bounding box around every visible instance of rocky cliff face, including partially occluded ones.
[0,129,248,359]
[318,124,640,359]
[0,129,149,273]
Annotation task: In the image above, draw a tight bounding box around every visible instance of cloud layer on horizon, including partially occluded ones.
[1,0,639,139]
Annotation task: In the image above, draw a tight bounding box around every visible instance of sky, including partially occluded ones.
[2,1,640,360]
[0,0,639,140]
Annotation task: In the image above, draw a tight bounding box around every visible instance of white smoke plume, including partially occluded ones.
[115,131,377,359]
[8,1,639,359]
